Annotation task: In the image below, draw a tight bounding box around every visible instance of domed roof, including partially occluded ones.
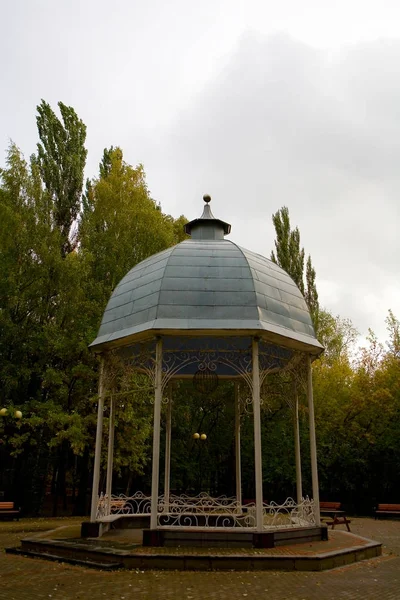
[90,198,322,353]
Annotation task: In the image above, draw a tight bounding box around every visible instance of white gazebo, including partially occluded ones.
[87,196,324,548]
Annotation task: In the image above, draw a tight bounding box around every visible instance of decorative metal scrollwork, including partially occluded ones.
[97,491,315,531]
[193,367,219,394]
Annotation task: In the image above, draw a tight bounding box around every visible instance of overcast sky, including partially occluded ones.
[1,0,400,344]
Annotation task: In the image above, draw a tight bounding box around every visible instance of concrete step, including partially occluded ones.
[6,547,123,570]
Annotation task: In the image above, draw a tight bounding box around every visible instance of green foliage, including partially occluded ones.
[0,103,188,514]
[311,313,400,508]
[164,382,237,495]
[79,146,184,296]
[305,255,319,331]
[385,309,400,358]
[269,206,400,508]
[317,310,358,364]
[270,206,305,294]
[35,100,87,256]
[270,206,319,329]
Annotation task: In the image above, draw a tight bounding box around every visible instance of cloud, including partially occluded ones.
[1,9,398,343]
[148,33,400,341]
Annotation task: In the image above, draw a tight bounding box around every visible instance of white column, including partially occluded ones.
[252,337,263,532]
[164,389,172,512]
[105,393,116,516]
[293,379,303,504]
[150,337,163,530]
[307,355,320,526]
[90,358,106,522]
[234,382,242,512]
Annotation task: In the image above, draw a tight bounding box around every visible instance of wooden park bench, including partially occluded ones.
[0,501,20,520]
[110,500,127,513]
[374,504,400,519]
[97,497,128,518]
[320,501,351,531]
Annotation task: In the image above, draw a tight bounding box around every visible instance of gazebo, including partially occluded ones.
[87,196,324,547]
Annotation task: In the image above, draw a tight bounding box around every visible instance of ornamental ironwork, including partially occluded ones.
[97,491,315,530]
[192,367,219,394]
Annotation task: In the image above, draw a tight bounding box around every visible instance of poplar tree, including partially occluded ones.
[270,206,305,294]
[35,100,87,256]
[305,255,319,331]
[270,206,319,329]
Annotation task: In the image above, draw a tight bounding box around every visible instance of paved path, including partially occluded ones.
[0,517,399,600]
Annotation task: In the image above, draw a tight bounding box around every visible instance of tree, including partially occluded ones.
[304,255,319,331]
[385,309,400,358]
[270,206,304,294]
[80,146,186,296]
[270,206,319,328]
[0,139,101,513]
[316,311,358,364]
[0,113,196,516]
[35,100,87,257]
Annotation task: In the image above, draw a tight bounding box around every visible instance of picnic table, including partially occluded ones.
[320,501,351,531]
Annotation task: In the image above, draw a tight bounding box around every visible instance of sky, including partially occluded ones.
[1,0,400,344]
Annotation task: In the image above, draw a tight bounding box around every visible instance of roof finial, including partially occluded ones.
[203,194,211,204]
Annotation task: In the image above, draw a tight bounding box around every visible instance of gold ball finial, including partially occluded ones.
[203,194,211,204]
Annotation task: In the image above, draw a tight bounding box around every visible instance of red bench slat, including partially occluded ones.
[320,502,341,510]
[0,501,20,520]
[0,502,15,510]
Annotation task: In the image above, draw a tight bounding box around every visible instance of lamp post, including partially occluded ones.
[192,432,207,441]
[0,408,23,443]
[0,407,23,498]
[0,408,22,419]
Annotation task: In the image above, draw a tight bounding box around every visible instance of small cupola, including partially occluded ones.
[184,195,231,240]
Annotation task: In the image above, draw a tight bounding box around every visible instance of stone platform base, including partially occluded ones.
[7,528,382,572]
[143,526,327,548]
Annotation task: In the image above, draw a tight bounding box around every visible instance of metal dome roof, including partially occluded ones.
[90,198,323,353]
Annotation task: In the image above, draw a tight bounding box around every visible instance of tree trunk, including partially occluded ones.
[73,448,90,516]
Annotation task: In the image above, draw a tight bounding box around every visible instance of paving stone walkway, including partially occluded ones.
[1,517,399,599]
